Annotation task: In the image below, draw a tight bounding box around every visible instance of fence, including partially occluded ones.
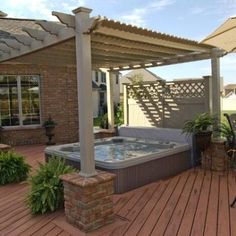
[123,77,210,129]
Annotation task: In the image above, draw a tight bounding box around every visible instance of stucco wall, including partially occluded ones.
[222,96,236,111]
[92,90,100,117]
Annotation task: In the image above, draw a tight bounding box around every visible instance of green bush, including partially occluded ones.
[115,103,124,125]
[27,157,75,214]
[100,113,108,129]
[0,151,31,185]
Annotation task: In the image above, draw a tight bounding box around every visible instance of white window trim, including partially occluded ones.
[0,75,42,129]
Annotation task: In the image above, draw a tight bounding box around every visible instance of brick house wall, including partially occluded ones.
[0,64,79,145]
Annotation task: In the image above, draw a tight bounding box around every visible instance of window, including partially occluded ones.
[95,71,99,82]
[101,72,106,83]
[0,75,41,127]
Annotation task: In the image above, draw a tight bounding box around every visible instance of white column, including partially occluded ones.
[106,71,115,129]
[210,48,221,124]
[123,84,128,125]
[73,7,96,177]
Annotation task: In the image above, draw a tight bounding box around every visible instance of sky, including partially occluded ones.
[1,0,236,85]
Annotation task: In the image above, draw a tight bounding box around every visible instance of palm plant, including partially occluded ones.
[182,113,215,136]
[216,122,234,147]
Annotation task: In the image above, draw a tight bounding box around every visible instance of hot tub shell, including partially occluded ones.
[45,136,191,193]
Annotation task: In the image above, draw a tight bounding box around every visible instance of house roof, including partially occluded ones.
[0,11,7,18]
[0,7,224,71]
[224,84,236,89]
[120,68,164,84]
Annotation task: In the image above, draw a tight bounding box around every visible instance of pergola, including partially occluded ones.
[0,7,225,177]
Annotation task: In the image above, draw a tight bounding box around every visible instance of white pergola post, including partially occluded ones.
[106,71,115,129]
[73,7,96,177]
[123,84,128,125]
[210,48,221,123]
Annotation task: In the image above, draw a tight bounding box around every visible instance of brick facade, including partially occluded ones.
[60,171,115,232]
[0,64,79,145]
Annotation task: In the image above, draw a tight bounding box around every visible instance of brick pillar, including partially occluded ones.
[60,170,115,232]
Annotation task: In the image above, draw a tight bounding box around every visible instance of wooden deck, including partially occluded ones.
[0,145,236,236]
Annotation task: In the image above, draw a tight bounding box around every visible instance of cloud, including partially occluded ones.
[119,0,175,26]
[190,7,206,15]
[204,0,236,21]
[5,0,54,19]
[221,54,236,69]
[3,0,88,20]
[60,0,88,13]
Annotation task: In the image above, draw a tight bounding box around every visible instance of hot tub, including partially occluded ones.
[45,136,191,193]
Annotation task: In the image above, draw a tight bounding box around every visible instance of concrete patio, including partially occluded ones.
[0,145,235,236]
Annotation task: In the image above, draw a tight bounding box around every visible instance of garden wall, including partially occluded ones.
[124,77,210,129]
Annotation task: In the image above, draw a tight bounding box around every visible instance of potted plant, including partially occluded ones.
[216,122,234,148]
[43,116,57,145]
[182,113,216,163]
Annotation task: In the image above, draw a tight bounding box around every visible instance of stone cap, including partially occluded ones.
[0,144,11,151]
[211,137,226,144]
[60,170,116,187]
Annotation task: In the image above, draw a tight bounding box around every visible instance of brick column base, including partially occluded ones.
[0,144,11,152]
[60,170,115,232]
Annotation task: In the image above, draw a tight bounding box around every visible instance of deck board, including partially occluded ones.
[176,171,204,236]
[0,145,235,236]
[190,171,211,236]
[151,172,190,236]
[124,181,166,236]
[229,173,236,236]
[218,174,231,236]
[204,173,219,236]
[164,172,197,236]
[138,174,180,236]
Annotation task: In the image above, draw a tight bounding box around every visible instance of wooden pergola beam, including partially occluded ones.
[92,49,163,61]
[109,52,213,71]
[92,41,174,57]
[92,33,191,55]
[11,34,34,46]
[35,20,66,35]
[52,11,75,28]
[22,27,51,41]
[94,28,212,53]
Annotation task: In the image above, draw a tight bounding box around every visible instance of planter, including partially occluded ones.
[44,125,55,145]
[193,131,212,166]
[195,131,212,152]
[202,139,229,171]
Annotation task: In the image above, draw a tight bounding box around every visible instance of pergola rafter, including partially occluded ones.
[91,35,190,55]
[0,6,225,178]
[0,9,224,70]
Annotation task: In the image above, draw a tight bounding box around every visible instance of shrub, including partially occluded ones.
[0,151,31,185]
[100,113,108,129]
[27,157,75,214]
[115,103,124,125]
[216,122,234,146]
